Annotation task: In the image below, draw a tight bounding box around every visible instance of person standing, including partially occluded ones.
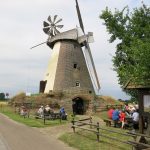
[132,109,139,130]
[112,108,120,127]
[119,110,126,129]
[107,107,114,119]
[60,107,67,120]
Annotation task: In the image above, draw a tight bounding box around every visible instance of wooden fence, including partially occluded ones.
[94,104,124,112]
[71,117,150,150]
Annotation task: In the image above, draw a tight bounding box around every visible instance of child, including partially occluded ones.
[119,110,126,129]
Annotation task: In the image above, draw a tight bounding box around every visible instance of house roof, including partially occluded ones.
[123,80,150,89]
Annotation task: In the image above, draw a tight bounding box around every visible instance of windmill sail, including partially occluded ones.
[84,44,100,92]
[75,0,85,33]
[75,0,100,92]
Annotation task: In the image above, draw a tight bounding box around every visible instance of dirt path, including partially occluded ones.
[37,114,104,139]
[38,123,73,138]
[0,113,76,150]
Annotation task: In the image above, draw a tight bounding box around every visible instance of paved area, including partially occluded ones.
[0,134,10,150]
[0,139,7,150]
[0,113,76,150]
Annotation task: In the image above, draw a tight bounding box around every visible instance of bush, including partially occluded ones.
[11,92,26,103]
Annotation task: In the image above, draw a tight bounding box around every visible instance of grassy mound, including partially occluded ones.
[10,92,61,108]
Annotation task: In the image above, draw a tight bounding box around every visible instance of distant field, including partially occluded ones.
[0,101,8,105]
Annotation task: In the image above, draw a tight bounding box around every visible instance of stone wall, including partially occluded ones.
[49,90,96,115]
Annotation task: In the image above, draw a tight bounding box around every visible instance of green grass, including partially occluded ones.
[0,106,67,128]
[98,111,108,120]
[59,127,133,150]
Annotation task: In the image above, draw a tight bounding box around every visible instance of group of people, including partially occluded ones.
[37,105,53,117]
[20,105,28,117]
[107,103,139,129]
[37,105,67,120]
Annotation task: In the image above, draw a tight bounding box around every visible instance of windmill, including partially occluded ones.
[39,0,100,97]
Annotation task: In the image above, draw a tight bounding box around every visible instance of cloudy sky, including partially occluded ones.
[0,0,149,99]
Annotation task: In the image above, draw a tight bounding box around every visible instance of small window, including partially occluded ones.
[74,44,77,48]
[76,82,80,87]
[74,63,78,69]
[89,91,92,94]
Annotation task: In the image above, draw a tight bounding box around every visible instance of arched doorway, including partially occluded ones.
[72,97,84,115]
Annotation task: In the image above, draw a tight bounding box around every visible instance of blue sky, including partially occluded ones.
[0,0,149,99]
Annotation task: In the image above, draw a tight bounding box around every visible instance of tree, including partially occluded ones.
[0,93,5,100]
[100,3,150,98]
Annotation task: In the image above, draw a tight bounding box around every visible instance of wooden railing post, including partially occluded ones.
[96,122,100,142]
[94,105,96,113]
[89,117,92,129]
[43,112,46,125]
[59,113,62,123]
[106,105,108,110]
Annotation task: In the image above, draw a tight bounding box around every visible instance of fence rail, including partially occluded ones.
[71,117,150,149]
[94,104,124,112]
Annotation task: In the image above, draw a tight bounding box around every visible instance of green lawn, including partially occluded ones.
[96,110,108,120]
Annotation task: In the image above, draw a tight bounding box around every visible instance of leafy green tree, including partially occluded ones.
[100,4,150,98]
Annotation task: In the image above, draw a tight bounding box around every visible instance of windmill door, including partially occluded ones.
[72,97,85,115]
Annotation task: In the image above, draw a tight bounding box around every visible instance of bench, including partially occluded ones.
[103,119,114,127]
[35,112,61,120]
[128,140,150,150]
[103,119,122,127]
[43,112,61,125]
[44,112,61,120]
[127,132,150,149]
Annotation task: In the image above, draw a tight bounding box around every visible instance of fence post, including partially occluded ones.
[106,105,108,110]
[0,104,2,112]
[28,110,30,118]
[94,105,96,113]
[96,122,100,142]
[43,112,46,125]
[59,113,62,123]
[89,117,92,129]
[72,115,75,133]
